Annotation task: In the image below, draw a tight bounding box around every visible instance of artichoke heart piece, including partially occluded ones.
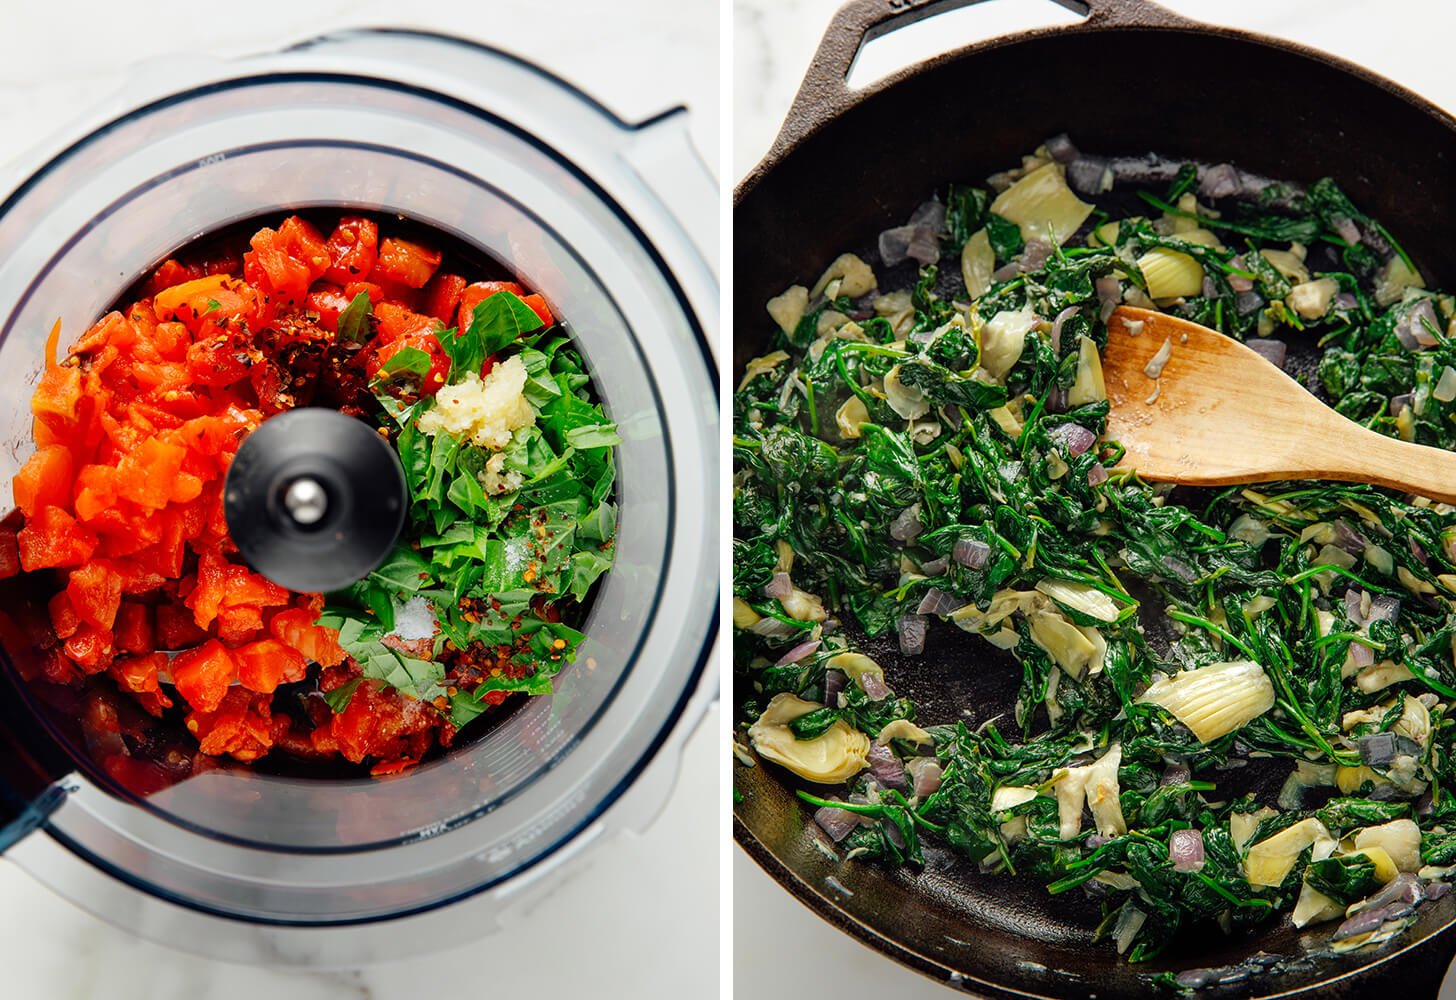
[1245,817,1335,888]
[884,364,930,420]
[1137,247,1205,301]
[1066,335,1106,406]
[1035,578,1122,622]
[835,395,869,440]
[1138,660,1275,743]
[1051,743,1126,840]
[810,253,877,300]
[980,306,1036,381]
[1029,609,1097,679]
[1292,882,1345,928]
[747,693,870,784]
[766,286,808,335]
[1353,819,1421,873]
[989,163,1094,245]
[961,228,995,299]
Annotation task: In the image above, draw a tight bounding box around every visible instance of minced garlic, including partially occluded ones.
[418,355,535,450]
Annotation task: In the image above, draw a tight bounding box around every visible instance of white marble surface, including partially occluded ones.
[732,0,1456,997]
[0,2,719,998]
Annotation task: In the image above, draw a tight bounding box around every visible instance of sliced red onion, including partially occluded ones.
[1350,642,1375,669]
[1246,338,1287,370]
[1228,273,1254,293]
[1368,594,1401,624]
[884,817,907,849]
[1370,873,1425,909]
[1359,731,1397,766]
[749,617,800,640]
[916,587,961,616]
[1334,217,1363,245]
[1333,520,1368,554]
[906,757,943,798]
[1018,239,1054,273]
[1426,882,1450,901]
[1201,275,1218,299]
[859,670,892,702]
[764,571,794,600]
[953,538,992,569]
[1161,555,1198,583]
[1049,422,1096,456]
[1051,306,1079,355]
[1169,828,1206,872]
[890,503,923,543]
[907,227,941,266]
[1085,834,1111,850]
[879,224,920,268]
[1044,133,1079,164]
[1333,906,1392,942]
[1160,760,1191,786]
[1411,538,1430,566]
[823,669,846,707]
[1199,163,1240,200]
[1067,156,1112,196]
[991,261,1020,282]
[775,639,821,666]
[910,199,947,232]
[1391,393,1413,416]
[1087,464,1109,486]
[1334,291,1358,311]
[941,404,963,431]
[866,742,907,790]
[1344,587,1367,624]
[1235,290,1264,315]
[919,557,949,576]
[1398,300,1440,348]
[1096,275,1121,322]
[898,614,928,656]
[814,805,864,842]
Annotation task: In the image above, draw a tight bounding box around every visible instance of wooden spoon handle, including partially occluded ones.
[1309,423,1456,506]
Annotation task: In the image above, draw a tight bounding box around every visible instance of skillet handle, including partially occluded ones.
[769,0,1198,161]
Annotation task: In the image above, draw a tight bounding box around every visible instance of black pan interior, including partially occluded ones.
[734,22,1456,999]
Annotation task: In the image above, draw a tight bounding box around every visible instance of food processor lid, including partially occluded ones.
[0,28,718,956]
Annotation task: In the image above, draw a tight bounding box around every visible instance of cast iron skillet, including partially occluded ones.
[733,0,1456,995]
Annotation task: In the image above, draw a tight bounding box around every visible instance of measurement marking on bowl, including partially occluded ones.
[196,152,226,166]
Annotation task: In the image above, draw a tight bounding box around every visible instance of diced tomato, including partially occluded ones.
[423,272,468,323]
[114,602,155,655]
[115,436,188,509]
[187,687,274,761]
[455,281,524,332]
[324,216,379,285]
[64,622,115,673]
[242,217,329,305]
[343,280,385,305]
[12,445,72,520]
[184,332,253,387]
[0,528,18,580]
[268,607,346,667]
[305,282,352,333]
[66,560,124,630]
[373,238,441,289]
[156,602,208,650]
[233,638,307,694]
[185,551,288,638]
[141,258,204,298]
[520,293,554,327]
[48,590,80,639]
[170,638,235,713]
[31,365,83,429]
[17,507,97,570]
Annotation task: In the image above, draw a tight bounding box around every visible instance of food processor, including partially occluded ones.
[0,29,718,965]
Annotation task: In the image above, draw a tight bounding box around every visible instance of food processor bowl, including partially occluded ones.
[0,29,717,965]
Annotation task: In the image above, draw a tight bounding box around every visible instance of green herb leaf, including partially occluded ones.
[336,291,373,343]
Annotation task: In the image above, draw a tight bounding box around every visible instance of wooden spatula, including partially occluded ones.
[1099,306,1456,505]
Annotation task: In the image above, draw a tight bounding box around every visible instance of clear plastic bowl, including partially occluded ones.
[0,29,717,964]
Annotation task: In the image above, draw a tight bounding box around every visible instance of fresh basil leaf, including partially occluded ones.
[578,501,617,545]
[447,467,488,516]
[336,291,373,343]
[568,549,612,601]
[433,325,484,384]
[382,346,433,377]
[368,545,431,593]
[517,348,563,407]
[468,290,545,357]
[324,678,363,714]
[565,423,623,449]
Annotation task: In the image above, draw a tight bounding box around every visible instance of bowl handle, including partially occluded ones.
[760,0,1199,170]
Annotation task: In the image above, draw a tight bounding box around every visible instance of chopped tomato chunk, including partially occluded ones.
[233,638,307,694]
[323,216,379,285]
[170,639,235,713]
